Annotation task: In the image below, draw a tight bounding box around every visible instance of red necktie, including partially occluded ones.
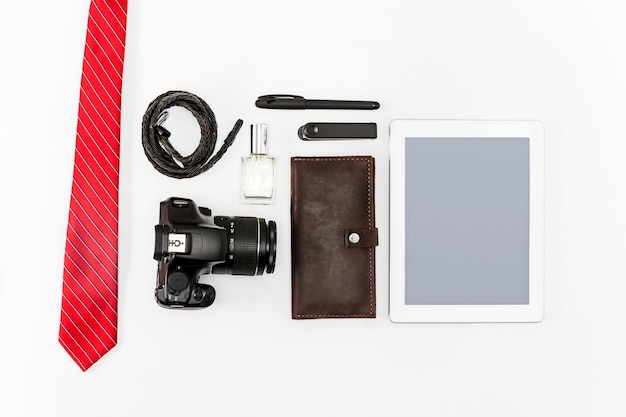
[59,0,127,371]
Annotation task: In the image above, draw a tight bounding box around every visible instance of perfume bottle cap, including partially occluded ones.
[251,124,268,154]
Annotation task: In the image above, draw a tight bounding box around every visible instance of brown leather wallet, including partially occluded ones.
[291,156,378,319]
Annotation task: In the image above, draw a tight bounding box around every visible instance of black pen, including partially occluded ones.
[255,94,380,110]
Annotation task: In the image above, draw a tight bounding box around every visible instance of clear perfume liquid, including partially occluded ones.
[241,155,275,204]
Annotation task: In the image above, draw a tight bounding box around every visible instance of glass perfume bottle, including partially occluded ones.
[241,124,275,204]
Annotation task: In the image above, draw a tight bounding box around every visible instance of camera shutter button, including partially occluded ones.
[168,271,189,292]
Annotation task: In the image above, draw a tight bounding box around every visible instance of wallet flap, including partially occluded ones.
[344,228,379,248]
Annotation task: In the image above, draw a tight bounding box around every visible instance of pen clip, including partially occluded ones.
[257,94,304,100]
[255,94,304,106]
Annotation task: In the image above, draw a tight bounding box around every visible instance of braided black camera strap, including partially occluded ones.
[141,90,243,179]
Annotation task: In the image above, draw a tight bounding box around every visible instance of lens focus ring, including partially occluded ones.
[232,217,259,275]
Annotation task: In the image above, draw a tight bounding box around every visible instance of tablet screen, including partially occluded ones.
[405,137,530,305]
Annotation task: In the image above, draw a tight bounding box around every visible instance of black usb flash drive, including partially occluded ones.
[298,123,377,141]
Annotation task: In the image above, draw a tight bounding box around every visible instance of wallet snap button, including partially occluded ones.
[348,232,361,244]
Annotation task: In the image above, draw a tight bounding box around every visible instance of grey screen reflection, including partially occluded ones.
[404,138,530,305]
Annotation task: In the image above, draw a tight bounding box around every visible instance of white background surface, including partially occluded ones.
[1,0,625,416]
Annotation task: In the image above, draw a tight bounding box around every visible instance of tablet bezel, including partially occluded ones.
[389,120,544,323]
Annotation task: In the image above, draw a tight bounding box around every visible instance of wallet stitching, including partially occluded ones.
[292,156,376,318]
[366,159,374,316]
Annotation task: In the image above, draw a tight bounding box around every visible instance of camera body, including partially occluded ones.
[153,197,276,309]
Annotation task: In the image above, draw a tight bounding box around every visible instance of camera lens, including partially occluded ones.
[265,220,277,273]
[230,217,277,276]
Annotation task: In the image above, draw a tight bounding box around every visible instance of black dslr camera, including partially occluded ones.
[153,197,276,309]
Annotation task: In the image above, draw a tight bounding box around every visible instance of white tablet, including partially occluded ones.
[389,120,544,323]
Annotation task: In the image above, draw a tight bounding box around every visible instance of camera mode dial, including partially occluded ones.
[168,271,189,293]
